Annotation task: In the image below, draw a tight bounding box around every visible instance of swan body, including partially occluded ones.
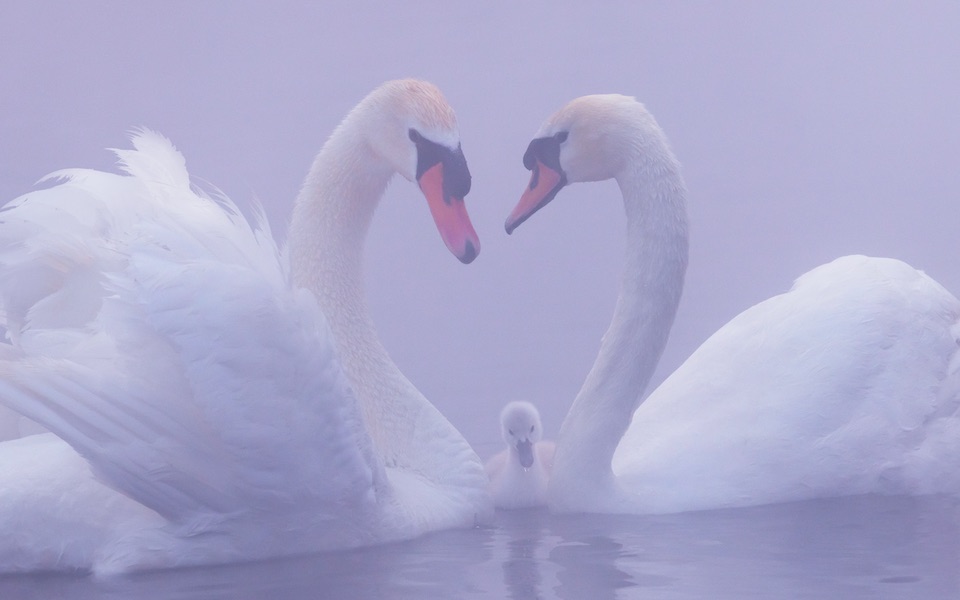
[0,80,491,574]
[484,401,555,508]
[614,255,960,513]
[507,94,960,514]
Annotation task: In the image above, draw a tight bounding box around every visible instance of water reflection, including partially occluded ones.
[548,524,636,600]
[1,495,958,599]
[499,510,545,599]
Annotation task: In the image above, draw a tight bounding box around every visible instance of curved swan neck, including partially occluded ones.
[289,124,389,303]
[553,150,689,501]
[287,117,414,466]
[284,106,490,515]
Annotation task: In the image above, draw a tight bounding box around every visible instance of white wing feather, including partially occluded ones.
[0,130,383,527]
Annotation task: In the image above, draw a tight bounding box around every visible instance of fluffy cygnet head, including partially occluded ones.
[500,401,543,469]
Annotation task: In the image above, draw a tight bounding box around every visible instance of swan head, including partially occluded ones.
[356,79,479,263]
[499,401,543,469]
[505,94,663,234]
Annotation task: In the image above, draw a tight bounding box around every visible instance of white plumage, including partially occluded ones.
[485,401,554,509]
[615,255,960,513]
[0,80,490,574]
[508,94,960,514]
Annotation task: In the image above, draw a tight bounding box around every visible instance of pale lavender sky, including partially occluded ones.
[2,1,958,457]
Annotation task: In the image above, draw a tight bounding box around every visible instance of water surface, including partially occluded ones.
[2,494,958,599]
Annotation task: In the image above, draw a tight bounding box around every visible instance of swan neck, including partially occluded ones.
[289,129,390,295]
[287,124,408,460]
[554,157,688,497]
[285,117,488,509]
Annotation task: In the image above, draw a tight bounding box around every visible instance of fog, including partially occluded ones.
[2,1,958,458]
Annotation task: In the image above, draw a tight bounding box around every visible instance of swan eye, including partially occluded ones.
[530,425,535,433]
[555,131,569,143]
[408,129,422,142]
[508,429,514,436]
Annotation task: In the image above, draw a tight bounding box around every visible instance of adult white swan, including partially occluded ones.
[0,79,491,574]
[506,94,960,514]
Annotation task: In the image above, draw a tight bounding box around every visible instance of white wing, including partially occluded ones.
[615,255,960,512]
[0,130,384,526]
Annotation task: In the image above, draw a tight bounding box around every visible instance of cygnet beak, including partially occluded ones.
[516,439,534,469]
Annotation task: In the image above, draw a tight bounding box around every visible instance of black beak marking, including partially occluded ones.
[412,129,471,204]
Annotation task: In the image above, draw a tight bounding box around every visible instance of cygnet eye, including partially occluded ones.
[508,429,514,436]
[529,425,535,433]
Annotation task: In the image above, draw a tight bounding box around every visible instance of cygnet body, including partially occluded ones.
[485,401,555,509]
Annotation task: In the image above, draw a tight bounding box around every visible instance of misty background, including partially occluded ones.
[2,1,958,460]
